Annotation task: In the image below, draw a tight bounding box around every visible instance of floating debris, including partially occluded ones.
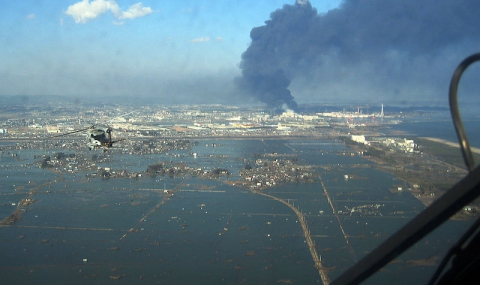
[277,279,294,284]
[109,274,125,280]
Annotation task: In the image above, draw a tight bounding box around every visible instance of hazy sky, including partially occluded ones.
[1,0,479,107]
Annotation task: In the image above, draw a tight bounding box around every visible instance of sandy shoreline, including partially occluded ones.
[422,137,480,155]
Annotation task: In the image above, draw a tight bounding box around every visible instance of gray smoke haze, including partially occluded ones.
[236,0,480,108]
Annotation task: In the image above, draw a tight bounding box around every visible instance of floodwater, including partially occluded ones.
[0,139,472,284]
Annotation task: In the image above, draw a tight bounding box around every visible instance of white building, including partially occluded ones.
[351,135,367,144]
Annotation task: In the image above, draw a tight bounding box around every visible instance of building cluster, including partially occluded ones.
[351,135,417,153]
[239,157,315,190]
[0,101,409,144]
[0,104,333,140]
[338,203,385,216]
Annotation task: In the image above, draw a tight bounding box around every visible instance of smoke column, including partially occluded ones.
[236,0,480,107]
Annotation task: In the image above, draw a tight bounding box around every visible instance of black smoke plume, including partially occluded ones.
[237,0,480,106]
[235,69,297,111]
[236,1,316,111]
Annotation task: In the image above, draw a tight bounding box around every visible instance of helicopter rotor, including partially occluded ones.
[47,110,135,150]
[50,125,96,138]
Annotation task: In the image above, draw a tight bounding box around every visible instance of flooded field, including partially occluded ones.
[0,139,472,284]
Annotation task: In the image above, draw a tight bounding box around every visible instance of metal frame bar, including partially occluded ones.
[449,53,480,172]
[331,166,480,285]
[331,53,480,285]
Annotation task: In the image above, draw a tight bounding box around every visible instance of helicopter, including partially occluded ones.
[50,111,134,151]
[87,126,123,150]
[52,124,127,151]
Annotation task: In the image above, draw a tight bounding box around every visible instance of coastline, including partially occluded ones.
[344,136,471,212]
[422,137,480,155]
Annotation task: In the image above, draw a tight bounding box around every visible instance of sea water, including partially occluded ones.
[0,138,473,284]
[386,115,480,148]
